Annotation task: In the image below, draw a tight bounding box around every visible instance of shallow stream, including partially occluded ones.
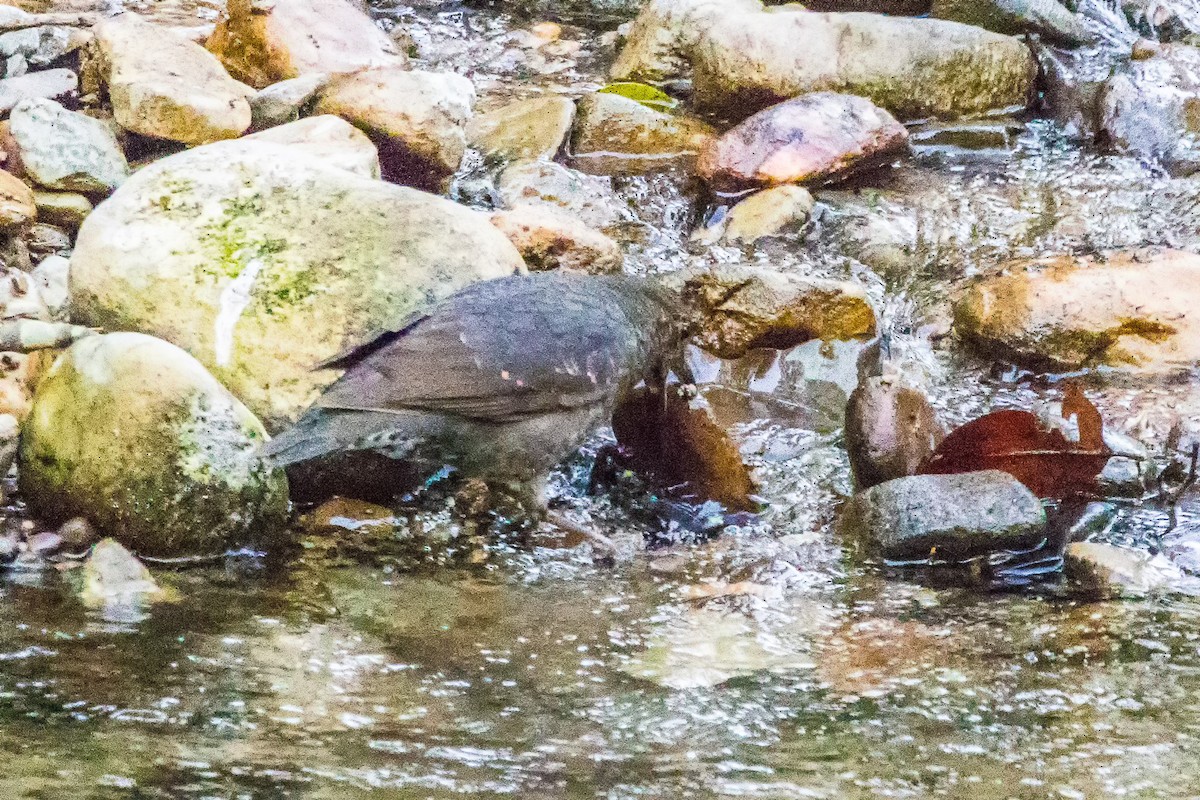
[4,1,1200,797]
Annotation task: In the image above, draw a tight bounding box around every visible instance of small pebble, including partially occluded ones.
[58,516,98,549]
[26,529,62,555]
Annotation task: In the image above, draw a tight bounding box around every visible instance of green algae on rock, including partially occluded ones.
[570,90,715,176]
[18,333,289,558]
[67,139,525,430]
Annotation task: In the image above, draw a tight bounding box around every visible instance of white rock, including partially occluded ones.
[244,114,379,178]
[9,98,128,193]
[314,67,474,188]
[95,12,253,145]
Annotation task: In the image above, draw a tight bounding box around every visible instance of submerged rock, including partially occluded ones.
[467,95,575,165]
[698,92,908,191]
[708,185,815,244]
[570,90,715,175]
[498,160,631,230]
[207,0,406,89]
[79,538,169,608]
[95,13,254,145]
[1098,43,1200,170]
[1064,541,1193,597]
[955,247,1200,372]
[840,470,1047,561]
[612,0,1036,120]
[68,139,525,430]
[18,333,289,557]
[314,67,474,189]
[491,205,623,273]
[8,99,128,193]
[845,376,944,490]
[493,0,645,26]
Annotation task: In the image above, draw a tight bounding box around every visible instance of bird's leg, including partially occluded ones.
[544,509,617,555]
[507,475,618,555]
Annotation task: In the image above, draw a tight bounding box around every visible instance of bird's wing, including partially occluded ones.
[314,310,430,371]
[314,279,643,423]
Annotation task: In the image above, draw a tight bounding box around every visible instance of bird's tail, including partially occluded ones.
[260,408,422,467]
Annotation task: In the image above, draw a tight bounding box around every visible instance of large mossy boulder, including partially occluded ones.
[18,332,288,557]
[612,0,1036,120]
[68,139,525,430]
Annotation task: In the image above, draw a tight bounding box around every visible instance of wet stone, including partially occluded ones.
[840,470,1047,561]
[570,90,715,175]
[1064,541,1196,598]
[698,92,909,192]
[845,376,945,490]
[26,530,61,556]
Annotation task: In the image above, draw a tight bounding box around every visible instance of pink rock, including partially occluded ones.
[698,92,909,191]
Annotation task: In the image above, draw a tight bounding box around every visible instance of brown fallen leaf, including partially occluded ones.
[918,382,1112,499]
[612,385,759,512]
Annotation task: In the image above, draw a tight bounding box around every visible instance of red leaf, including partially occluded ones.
[918,383,1112,499]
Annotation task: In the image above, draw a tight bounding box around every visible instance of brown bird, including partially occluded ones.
[262,272,693,530]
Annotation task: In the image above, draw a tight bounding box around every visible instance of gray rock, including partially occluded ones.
[57,516,97,549]
[0,26,75,68]
[0,533,17,564]
[498,160,631,230]
[9,99,128,193]
[26,530,62,555]
[1065,541,1197,597]
[313,66,475,190]
[249,72,329,130]
[68,139,525,429]
[613,0,1036,121]
[80,538,168,608]
[30,254,68,319]
[840,470,1047,560]
[0,68,76,114]
[26,223,71,257]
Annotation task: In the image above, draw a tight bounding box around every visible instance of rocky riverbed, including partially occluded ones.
[0,0,1197,796]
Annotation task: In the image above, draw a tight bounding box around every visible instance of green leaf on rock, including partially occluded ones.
[598,82,679,111]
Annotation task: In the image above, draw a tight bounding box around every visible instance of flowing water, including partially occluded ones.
[4,1,1200,797]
